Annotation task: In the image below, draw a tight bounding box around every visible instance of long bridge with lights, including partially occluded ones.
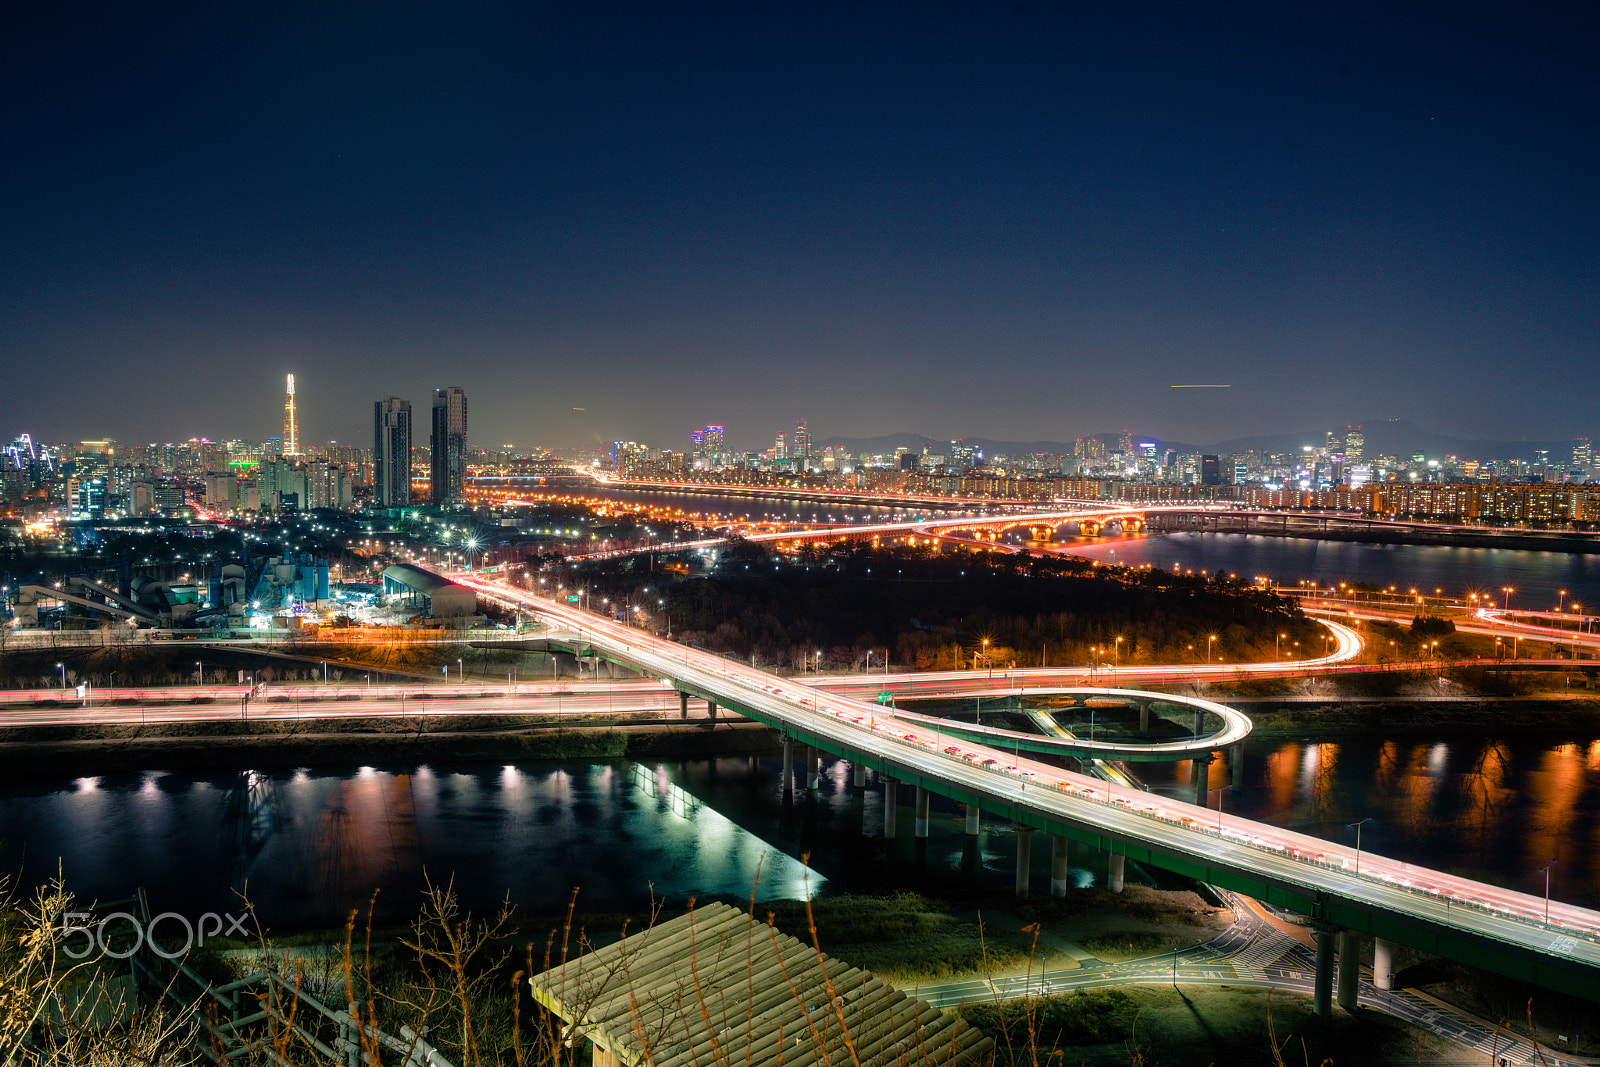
[454,570,1600,1010]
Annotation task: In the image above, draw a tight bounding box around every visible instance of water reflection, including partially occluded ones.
[10,737,1600,927]
[0,761,824,930]
[1143,735,1600,907]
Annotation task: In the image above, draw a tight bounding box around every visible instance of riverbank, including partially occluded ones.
[0,714,776,776]
[7,692,1600,777]
[1236,696,1600,739]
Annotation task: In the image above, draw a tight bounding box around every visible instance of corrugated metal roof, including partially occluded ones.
[529,902,994,1067]
[380,562,458,596]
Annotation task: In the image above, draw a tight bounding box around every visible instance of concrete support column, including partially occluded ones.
[678,691,689,719]
[1337,930,1361,1011]
[805,746,817,793]
[1192,709,1204,737]
[1373,938,1395,991]
[1139,703,1150,733]
[964,805,980,836]
[1231,744,1244,788]
[882,779,897,838]
[1050,836,1070,897]
[781,737,793,794]
[852,762,866,789]
[1313,928,1335,1017]
[1014,828,1033,897]
[1191,756,1210,807]
[914,786,930,838]
[1107,853,1125,893]
[706,699,717,721]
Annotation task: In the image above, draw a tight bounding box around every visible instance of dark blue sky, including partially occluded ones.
[3,2,1595,453]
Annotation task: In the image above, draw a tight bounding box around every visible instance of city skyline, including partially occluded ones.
[3,5,1595,449]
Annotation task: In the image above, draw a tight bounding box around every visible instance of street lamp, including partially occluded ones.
[864,649,874,673]
[196,661,203,686]
[56,662,65,689]
[457,657,463,684]
[1541,860,1558,922]
[1207,635,1217,665]
[1347,817,1373,874]
[1502,586,1514,611]
[1114,636,1122,671]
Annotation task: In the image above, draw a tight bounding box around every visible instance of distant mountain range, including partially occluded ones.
[817,419,1583,465]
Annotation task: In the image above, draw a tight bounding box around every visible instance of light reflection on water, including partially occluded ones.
[8,736,1600,928]
[0,761,824,930]
[1140,735,1600,907]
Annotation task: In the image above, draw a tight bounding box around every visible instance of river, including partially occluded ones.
[3,730,1599,930]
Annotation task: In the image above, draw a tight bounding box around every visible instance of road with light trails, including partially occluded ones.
[447,569,1600,1002]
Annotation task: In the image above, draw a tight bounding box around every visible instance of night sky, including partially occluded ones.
[3,3,1595,453]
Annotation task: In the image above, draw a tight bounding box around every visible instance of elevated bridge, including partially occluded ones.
[456,572,1600,1007]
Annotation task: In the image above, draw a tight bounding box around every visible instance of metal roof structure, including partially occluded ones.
[529,902,995,1067]
[379,563,477,618]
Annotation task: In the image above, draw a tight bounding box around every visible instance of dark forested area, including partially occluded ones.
[570,542,1320,674]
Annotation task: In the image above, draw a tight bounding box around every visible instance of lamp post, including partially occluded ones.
[196,661,203,687]
[1347,817,1373,874]
[457,657,463,684]
[983,638,990,680]
[1207,635,1217,665]
[1114,636,1122,671]
[865,649,874,674]
[1542,860,1557,923]
[56,662,65,689]
[1502,586,1514,611]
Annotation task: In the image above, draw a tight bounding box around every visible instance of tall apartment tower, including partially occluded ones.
[283,374,299,456]
[430,387,468,504]
[793,418,810,461]
[373,397,413,508]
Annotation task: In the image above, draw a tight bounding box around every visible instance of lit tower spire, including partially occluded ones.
[283,373,298,456]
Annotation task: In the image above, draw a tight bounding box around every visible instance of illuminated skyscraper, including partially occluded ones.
[69,440,114,517]
[373,397,412,508]
[1574,438,1592,471]
[793,418,810,460]
[430,387,468,504]
[283,374,299,456]
[1344,427,1364,463]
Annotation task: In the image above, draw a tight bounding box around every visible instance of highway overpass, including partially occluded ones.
[456,570,1600,1009]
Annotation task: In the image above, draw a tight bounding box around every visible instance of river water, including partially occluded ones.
[3,731,1599,930]
[5,503,1600,927]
